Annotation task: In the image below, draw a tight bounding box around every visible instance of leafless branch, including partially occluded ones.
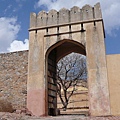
[57,53,87,110]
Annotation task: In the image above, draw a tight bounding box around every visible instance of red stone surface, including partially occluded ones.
[27,89,47,116]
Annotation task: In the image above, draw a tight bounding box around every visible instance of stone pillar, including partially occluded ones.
[86,21,111,116]
[27,13,47,116]
[27,3,111,117]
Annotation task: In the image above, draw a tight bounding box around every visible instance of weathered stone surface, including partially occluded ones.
[27,29,47,116]
[70,6,82,22]
[0,51,28,110]
[94,2,102,19]
[30,13,37,28]
[37,11,47,27]
[47,9,58,25]
[107,54,120,115]
[58,8,70,24]
[82,5,93,21]
[30,3,103,29]
[0,99,14,112]
[85,22,110,116]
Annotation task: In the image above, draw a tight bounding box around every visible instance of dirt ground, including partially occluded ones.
[0,112,120,120]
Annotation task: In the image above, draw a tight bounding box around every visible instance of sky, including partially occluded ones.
[0,0,120,54]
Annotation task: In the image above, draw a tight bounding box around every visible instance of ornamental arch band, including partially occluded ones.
[27,3,111,116]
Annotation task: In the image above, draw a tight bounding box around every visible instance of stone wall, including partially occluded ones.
[107,54,120,115]
[0,50,28,110]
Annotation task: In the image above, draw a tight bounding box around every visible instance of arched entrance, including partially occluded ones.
[45,40,86,115]
[27,3,111,117]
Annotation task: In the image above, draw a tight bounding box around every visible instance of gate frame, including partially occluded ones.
[45,39,86,115]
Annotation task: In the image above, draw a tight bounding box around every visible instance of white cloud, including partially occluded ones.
[35,0,120,35]
[0,17,29,53]
[0,17,20,53]
[7,39,29,52]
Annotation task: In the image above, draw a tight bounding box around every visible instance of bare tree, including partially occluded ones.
[57,53,87,110]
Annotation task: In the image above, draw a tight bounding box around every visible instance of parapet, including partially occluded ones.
[30,2,102,28]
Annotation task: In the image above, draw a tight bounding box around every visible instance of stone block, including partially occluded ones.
[94,2,102,19]
[70,6,82,22]
[30,13,36,28]
[82,5,93,21]
[37,11,47,27]
[47,9,58,26]
[58,8,69,24]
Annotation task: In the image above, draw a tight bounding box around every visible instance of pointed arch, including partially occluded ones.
[45,39,86,115]
[46,39,86,62]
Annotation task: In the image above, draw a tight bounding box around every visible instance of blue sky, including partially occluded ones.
[0,0,120,54]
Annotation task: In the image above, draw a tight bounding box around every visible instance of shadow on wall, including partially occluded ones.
[0,98,14,112]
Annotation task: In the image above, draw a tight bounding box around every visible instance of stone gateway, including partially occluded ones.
[28,3,110,116]
[0,2,120,117]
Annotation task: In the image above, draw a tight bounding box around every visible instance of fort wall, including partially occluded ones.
[0,50,120,116]
[0,50,28,110]
[107,54,120,115]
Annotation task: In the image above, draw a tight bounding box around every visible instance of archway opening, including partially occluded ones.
[57,53,88,115]
[46,40,88,116]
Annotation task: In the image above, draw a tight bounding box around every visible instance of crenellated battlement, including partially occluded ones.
[30,2,102,28]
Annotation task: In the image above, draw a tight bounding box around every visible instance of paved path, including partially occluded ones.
[0,113,120,120]
[26,115,120,120]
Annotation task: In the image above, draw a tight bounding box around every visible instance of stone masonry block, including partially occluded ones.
[37,11,47,27]
[94,2,102,19]
[30,13,36,28]
[70,6,82,22]
[58,8,69,24]
[82,5,93,21]
[47,9,58,26]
